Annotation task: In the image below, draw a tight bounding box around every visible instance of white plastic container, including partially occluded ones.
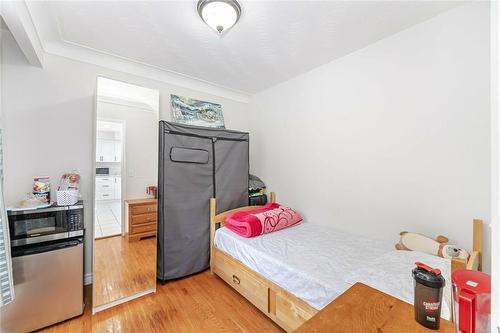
[56,189,79,206]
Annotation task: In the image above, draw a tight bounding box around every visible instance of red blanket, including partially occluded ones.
[224,203,302,238]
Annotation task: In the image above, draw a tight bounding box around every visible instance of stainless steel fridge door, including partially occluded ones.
[0,242,84,333]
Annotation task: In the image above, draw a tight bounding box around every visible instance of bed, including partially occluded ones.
[209,193,483,332]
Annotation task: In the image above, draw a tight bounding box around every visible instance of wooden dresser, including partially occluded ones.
[125,198,157,242]
[294,283,454,333]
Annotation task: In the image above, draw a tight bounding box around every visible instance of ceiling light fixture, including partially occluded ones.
[197,0,241,35]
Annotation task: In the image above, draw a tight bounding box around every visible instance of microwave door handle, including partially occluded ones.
[10,232,69,247]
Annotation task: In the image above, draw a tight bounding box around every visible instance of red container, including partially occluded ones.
[146,185,157,199]
[452,270,491,333]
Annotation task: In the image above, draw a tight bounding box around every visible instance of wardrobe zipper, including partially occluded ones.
[211,138,217,198]
[159,122,166,281]
[164,130,248,142]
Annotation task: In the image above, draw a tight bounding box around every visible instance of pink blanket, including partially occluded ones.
[224,203,302,238]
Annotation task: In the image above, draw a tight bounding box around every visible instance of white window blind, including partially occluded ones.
[0,129,14,307]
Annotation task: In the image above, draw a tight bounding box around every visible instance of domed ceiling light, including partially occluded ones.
[197,0,242,35]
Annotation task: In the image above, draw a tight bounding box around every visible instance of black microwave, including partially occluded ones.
[8,203,84,247]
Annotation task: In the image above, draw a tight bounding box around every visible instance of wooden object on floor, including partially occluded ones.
[294,282,453,333]
[213,247,317,332]
[125,198,157,242]
[93,236,156,307]
[210,193,317,332]
[41,271,283,333]
[210,192,483,332]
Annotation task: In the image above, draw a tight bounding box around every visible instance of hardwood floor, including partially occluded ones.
[93,235,156,307]
[40,271,284,333]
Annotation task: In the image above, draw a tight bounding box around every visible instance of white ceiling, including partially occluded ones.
[26,1,462,97]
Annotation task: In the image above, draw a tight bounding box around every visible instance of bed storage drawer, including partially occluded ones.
[214,251,269,314]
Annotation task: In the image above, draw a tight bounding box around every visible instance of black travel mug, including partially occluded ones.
[412,261,446,330]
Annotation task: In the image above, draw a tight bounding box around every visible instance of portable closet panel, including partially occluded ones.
[157,121,249,281]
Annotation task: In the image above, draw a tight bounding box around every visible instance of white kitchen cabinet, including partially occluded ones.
[95,144,101,162]
[96,191,113,200]
[95,176,121,201]
[101,140,115,162]
[96,139,122,162]
[96,140,104,162]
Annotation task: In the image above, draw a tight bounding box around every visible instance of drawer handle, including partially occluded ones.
[232,275,240,285]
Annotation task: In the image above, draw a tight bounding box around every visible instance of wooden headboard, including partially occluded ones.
[209,192,276,271]
[451,219,483,272]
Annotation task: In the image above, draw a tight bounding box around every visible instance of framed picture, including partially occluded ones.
[170,95,225,128]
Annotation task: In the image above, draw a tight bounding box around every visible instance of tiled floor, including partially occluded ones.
[95,200,122,238]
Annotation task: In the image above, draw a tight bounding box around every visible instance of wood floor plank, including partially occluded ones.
[93,235,156,307]
[39,271,283,333]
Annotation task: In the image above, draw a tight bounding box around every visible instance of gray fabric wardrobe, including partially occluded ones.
[157,121,249,281]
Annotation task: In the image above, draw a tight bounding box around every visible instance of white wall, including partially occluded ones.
[1,30,250,278]
[490,0,500,329]
[249,2,491,270]
[1,1,492,284]
[97,101,158,200]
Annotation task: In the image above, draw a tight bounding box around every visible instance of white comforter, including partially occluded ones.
[214,222,452,319]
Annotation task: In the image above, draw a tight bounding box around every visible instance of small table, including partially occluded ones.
[294,283,454,333]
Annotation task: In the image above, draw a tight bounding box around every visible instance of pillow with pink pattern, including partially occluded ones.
[224,203,302,238]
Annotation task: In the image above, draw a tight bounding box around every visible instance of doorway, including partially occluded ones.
[94,120,123,239]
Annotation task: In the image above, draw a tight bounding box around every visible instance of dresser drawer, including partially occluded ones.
[96,183,113,191]
[96,177,113,183]
[96,191,114,200]
[214,251,268,314]
[131,213,156,225]
[131,204,156,215]
[131,222,156,235]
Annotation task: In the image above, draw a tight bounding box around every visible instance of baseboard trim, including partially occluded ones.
[92,287,156,314]
[84,273,93,286]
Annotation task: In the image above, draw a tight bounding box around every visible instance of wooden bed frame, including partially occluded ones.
[209,193,483,332]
